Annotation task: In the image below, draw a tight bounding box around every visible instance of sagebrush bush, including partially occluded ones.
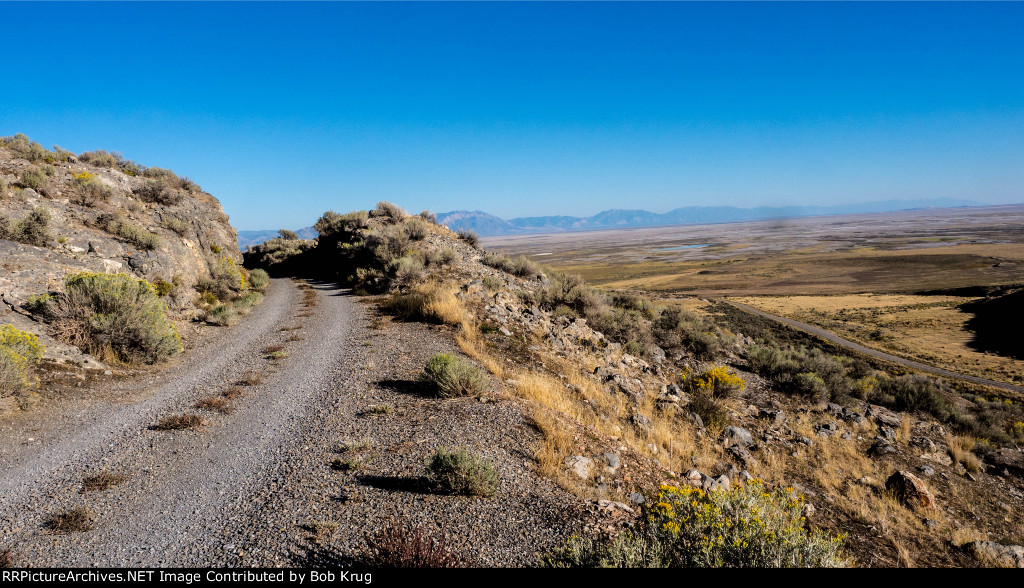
[372,201,406,224]
[46,272,182,364]
[0,207,52,247]
[2,133,54,162]
[278,229,299,240]
[161,217,188,236]
[688,393,729,436]
[134,179,183,205]
[0,325,44,404]
[457,229,479,247]
[483,252,543,279]
[95,213,160,250]
[198,256,247,300]
[204,304,240,326]
[422,353,489,397]
[248,268,270,292]
[545,481,848,568]
[424,447,498,497]
[652,307,726,360]
[20,168,47,191]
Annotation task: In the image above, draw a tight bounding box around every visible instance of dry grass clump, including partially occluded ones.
[382,282,465,325]
[364,403,394,415]
[194,395,232,414]
[0,547,11,568]
[222,386,245,400]
[45,506,93,534]
[151,413,206,431]
[237,371,264,386]
[947,434,984,473]
[360,520,466,568]
[81,471,128,493]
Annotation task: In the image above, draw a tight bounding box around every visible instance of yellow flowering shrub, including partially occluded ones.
[72,171,94,186]
[684,365,745,398]
[0,324,44,402]
[545,480,848,568]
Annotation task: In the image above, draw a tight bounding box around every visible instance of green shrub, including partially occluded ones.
[1,207,52,247]
[483,253,544,279]
[1,133,54,162]
[234,291,263,309]
[688,393,729,436]
[20,168,46,191]
[152,279,174,297]
[199,256,246,299]
[204,304,239,326]
[541,273,605,317]
[419,210,438,224]
[314,210,370,237]
[421,353,489,397]
[652,307,725,360]
[481,276,503,292]
[95,213,160,250]
[372,201,407,224]
[161,217,188,236]
[47,272,182,364]
[878,374,949,415]
[793,372,830,403]
[405,218,429,240]
[424,247,455,267]
[248,268,270,292]
[545,481,848,567]
[0,324,44,404]
[278,229,299,240]
[134,180,182,205]
[424,447,498,497]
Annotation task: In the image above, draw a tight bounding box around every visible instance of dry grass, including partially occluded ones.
[45,506,93,533]
[263,344,285,354]
[237,371,264,386]
[222,386,245,400]
[81,471,128,493]
[194,395,232,414]
[384,282,465,325]
[151,414,206,431]
[456,322,505,378]
[365,403,393,415]
[732,293,1023,386]
[286,334,303,342]
[947,434,982,472]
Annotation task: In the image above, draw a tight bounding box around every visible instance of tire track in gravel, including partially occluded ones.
[0,279,361,565]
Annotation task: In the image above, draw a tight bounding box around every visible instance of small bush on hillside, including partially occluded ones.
[483,253,544,279]
[0,207,52,247]
[46,272,181,364]
[20,168,47,191]
[198,256,246,300]
[424,447,498,497]
[684,366,746,399]
[419,210,438,224]
[372,201,406,224]
[405,219,429,240]
[72,180,113,206]
[652,307,727,360]
[1,133,54,162]
[541,273,605,317]
[360,520,465,568]
[878,374,949,415]
[422,353,489,397]
[387,255,426,288]
[314,210,370,237]
[544,481,847,568]
[95,213,160,250]
[248,268,270,292]
[688,393,729,436]
[0,325,44,405]
[457,229,479,247]
[134,180,183,205]
[424,247,455,267]
[161,217,188,236]
[278,229,299,240]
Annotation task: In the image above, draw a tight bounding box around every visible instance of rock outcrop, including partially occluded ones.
[1,135,240,366]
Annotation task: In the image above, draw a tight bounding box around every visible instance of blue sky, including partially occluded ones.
[2,1,1022,230]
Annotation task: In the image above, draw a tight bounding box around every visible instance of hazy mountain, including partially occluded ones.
[237,226,317,248]
[435,210,522,235]
[441,198,980,236]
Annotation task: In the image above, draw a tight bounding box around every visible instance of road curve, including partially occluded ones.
[726,300,1024,395]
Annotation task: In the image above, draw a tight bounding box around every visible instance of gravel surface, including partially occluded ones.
[0,279,583,567]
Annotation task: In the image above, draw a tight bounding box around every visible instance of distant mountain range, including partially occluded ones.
[237,226,318,248]
[436,198,980,237]
[237,198,980,246]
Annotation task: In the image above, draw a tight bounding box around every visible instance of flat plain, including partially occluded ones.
[485,204,1024,386]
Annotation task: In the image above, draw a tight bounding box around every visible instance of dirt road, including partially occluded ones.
[727,300,1024,395]
[0,279,578,566]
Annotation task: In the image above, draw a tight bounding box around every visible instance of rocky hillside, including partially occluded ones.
[0,134,242,369]
[250,202,1024,567]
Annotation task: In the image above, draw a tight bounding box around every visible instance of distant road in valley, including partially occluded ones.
[726,300,1024,395]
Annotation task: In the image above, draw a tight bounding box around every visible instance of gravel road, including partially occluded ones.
[0,279,581,567]
[727,300,1024,395]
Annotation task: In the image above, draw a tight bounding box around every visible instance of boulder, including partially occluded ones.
[722,426,753,448]
[965,541,1024,568]
[885,470,935,509]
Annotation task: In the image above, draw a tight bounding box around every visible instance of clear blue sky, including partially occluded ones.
[2,1,1022,230]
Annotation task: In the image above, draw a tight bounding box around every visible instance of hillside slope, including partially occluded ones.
[246,203,1024,567]
[0,134,242,371]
